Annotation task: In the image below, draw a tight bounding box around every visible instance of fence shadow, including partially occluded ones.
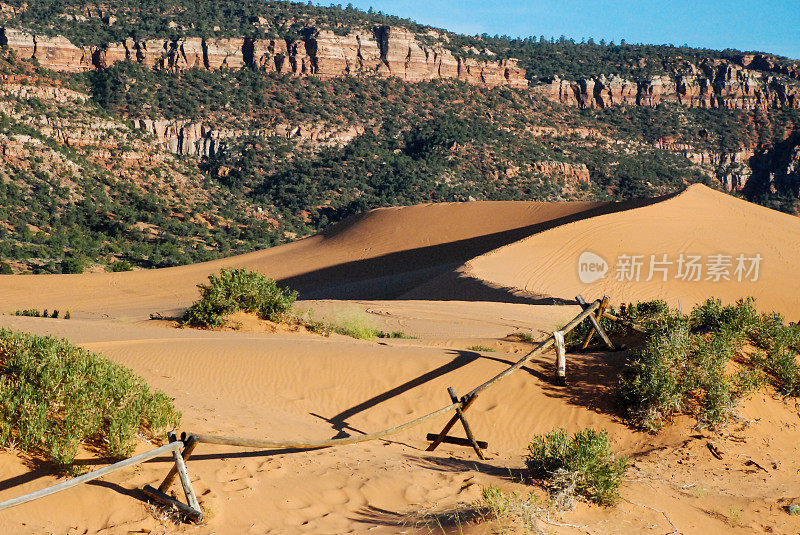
[315,350,482,439]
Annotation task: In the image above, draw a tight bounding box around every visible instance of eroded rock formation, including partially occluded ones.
[534,58,800,110]
[0,25,528,89]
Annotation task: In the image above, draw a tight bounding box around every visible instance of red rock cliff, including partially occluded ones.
[0,25,528,89]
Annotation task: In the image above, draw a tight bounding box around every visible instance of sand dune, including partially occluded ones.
[427,185,800,318]
[0,200,604,319]
[2,187,800,534]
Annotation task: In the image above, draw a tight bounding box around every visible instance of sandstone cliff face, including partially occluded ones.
[534,58,800,110]
[0,25,528,89]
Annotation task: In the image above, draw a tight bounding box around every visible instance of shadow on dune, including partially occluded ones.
[351,504,486,532]
[522,349,629,421]
[279,192,679,302]
[412,455,528,482]
[314,350,481,439]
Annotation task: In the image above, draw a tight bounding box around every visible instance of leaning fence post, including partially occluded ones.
[576,295,615,350]
[158,433,198,493]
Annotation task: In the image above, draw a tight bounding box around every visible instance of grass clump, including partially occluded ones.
[13,309,63,319]
[510,331,536,343]
[183,268,297,329]
[525,428,628,507]
[467,345,495,352]
[617,297,800,431]
[480,486,543,533]
[0,328,180,466]
[327,307,380,340]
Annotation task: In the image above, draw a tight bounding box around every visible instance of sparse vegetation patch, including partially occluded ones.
[525,427,628,506]
[0,328,180,466]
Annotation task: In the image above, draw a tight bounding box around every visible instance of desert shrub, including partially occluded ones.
[60,256,85,274]
[14,309,41,317]
[479,486,543,532]
[183,268,297,328]
[467,345,495,352]
[377,331,415,339]
[617,298,800,431]
[12,308,63,319]
[108,260,133,272]
[525,428,627,506]
[565,299,670,349]
[0,262,12,274]
[0,328,180,466]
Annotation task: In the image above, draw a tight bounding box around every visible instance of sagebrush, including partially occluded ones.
[0,328,180,466]
[525,428,627,506]
[616,297,800,431]
[183,268,297,328]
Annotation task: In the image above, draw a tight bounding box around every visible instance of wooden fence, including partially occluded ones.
[0,295,618,522]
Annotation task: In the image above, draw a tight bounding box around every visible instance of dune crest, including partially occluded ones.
[452,184,800,317]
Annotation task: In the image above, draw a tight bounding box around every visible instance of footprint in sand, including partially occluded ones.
[277,496,311,510]
[215,464,260,492]
[404,483,427,504]
[320,488,349,505]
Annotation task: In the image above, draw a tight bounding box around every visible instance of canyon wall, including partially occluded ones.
[0,26,528,89]
[533,59,800,110]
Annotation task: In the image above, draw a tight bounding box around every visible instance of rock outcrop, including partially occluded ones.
[534,59,800,110]
[0,25,528,89]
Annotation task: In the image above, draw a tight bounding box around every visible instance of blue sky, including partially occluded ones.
[333,0,800,59]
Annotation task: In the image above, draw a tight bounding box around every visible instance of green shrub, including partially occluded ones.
[467,345,495,352]
[108,260,133,272]
[525,428,627,506]
[0,328,180,466]
[14,309,41,317]
[183,268,297,328]
[377,331,415,339]
[617,298,800,431]
[0,262,12,274]
[60,256,85,274]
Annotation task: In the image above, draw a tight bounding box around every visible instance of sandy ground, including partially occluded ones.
[0,190,799,534]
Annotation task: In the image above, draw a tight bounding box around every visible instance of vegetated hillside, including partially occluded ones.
[0,0,797,274]
[0,52,280,274]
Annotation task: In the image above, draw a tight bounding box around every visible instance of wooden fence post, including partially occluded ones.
[576,295,615,350]
[553,330,566,384]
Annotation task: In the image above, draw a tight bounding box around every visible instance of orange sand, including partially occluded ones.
[0,189,798,534]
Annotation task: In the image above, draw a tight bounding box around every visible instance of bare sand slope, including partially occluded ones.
[0,200,604,320]
[422,184,800,318]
